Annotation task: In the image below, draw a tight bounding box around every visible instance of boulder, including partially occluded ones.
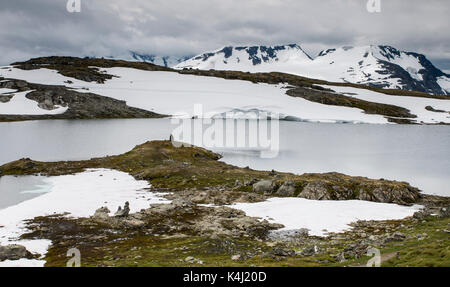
[297,181,333,200]
[253,180,276,195]
[231,254,241,261]
[275,181,296,197]
[300,245,318,257]
[122,218,146,229]
[184,256,203,264]
[272,248,296,257]
[384,232,406,243]
[172,198,195,208]
[0,245,34,261]
[343,243,369,259]
[357,185,421,205]
[93,207,110,220]
[114,202,130,217]
[438,206,450,218]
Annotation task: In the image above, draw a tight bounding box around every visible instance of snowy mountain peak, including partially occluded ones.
[129,52,192,68]
[315,45,449,94]
[174,44,313,71]
[104,52,192,68]
[176,44,450,95]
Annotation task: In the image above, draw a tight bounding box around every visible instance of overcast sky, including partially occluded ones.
[1,0,449,69]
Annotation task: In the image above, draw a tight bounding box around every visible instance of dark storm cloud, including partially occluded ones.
[0,0,449,68]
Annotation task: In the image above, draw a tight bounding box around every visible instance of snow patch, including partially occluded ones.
[0,169,169,267]
[322,85,450,124]
[437,76,450,95]
[0,67,389,124]
[0,90,68,115]
[232,198,422,236]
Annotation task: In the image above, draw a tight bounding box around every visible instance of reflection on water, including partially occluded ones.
[0,175,51,210]
[0,119,449,196]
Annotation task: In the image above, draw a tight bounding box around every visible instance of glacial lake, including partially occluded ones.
[0,118,449,196]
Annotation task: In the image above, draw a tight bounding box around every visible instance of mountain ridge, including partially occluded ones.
[174,44,450,96]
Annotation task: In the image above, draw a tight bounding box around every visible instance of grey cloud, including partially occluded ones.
[0,0,449,69]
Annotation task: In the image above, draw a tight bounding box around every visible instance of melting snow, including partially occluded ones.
[0,67,388,124]
[0,89,68,115]
[232,198,422,236]
[1,65,448,123]
[322,85,450,124]
[0,169,169,267]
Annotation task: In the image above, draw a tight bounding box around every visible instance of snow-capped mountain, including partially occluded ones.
[129,52,192,68]
[104,52,192,68]
[175,44,450,95]
[175,44,313,71]
[2,56,450,124]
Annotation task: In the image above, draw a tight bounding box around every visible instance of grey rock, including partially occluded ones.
[114,201,130,217]
[93,207,110,220]
[172,198,194,208]
[272,248,296,257]
[343,243,369,259]
[122,218,146,228]
[300,245,318,257]
[253,180,276,195]
[0,245,35,261]
[331,252,346,263]
[384,232,406,243]
[184,256,203,264]
[298,181,332,200]
[267,228,309,242]
[438,206,450,218]
[357,185,421,205]
[231,254,241,261]
[0,95,13,103]
[276,181,296,197]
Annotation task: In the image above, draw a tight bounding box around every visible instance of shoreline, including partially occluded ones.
[0,140,448,267]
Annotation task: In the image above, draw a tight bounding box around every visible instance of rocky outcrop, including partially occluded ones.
[12,56,172,84]
[164,189,266,205]
[0,95,13,103]
[275,181,296,197]
[114,202,130,217]
[287,87,417,121]
[293,173,421,205]
[384,232,406,243]
[0,244,35,262]
[253,180,276,195]
[0,79,167,122]
[93,207,110,220]
[87,200,283,240]
[357,184,421,204]
[298,181,334,200]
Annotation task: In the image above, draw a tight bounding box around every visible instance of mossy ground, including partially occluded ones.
[381,217,450,267]
[22,214,449,267]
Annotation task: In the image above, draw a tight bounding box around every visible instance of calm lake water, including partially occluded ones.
[0,175,51,209]
[0,119,449,196]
